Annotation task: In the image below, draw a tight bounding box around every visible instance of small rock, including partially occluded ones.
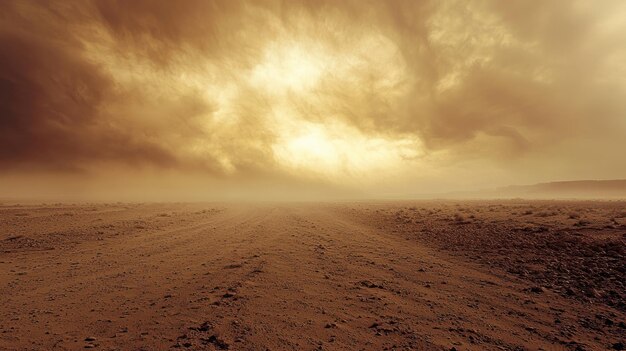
[565,287,577,296]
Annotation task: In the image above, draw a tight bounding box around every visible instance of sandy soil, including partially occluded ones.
[0,201,624,350]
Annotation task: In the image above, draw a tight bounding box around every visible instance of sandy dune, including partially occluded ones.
[1,202,624,350]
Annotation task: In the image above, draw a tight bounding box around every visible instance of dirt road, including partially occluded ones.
[1,203,623,350]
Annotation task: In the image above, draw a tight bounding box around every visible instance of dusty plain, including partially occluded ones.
[0,201,624,350]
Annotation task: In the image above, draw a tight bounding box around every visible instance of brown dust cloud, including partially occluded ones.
[1,0,626,201]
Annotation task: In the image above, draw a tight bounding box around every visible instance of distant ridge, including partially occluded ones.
[421,179,626,199]
[494,179,626,199]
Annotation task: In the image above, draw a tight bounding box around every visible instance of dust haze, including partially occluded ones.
[2,3,626,350]
[2,0,626,200]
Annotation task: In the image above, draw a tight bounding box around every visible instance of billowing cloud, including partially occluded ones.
[1,0,625,199]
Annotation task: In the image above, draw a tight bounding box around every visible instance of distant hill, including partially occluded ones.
[493,179,626,199]
[423,179,626,199]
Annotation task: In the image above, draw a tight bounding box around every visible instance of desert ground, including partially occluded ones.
[0,201,624,350]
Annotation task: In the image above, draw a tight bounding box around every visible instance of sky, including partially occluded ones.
[1,0,625,201]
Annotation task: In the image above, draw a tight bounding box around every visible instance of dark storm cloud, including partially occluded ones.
[0,0,624,189]
[0,2,178,170]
